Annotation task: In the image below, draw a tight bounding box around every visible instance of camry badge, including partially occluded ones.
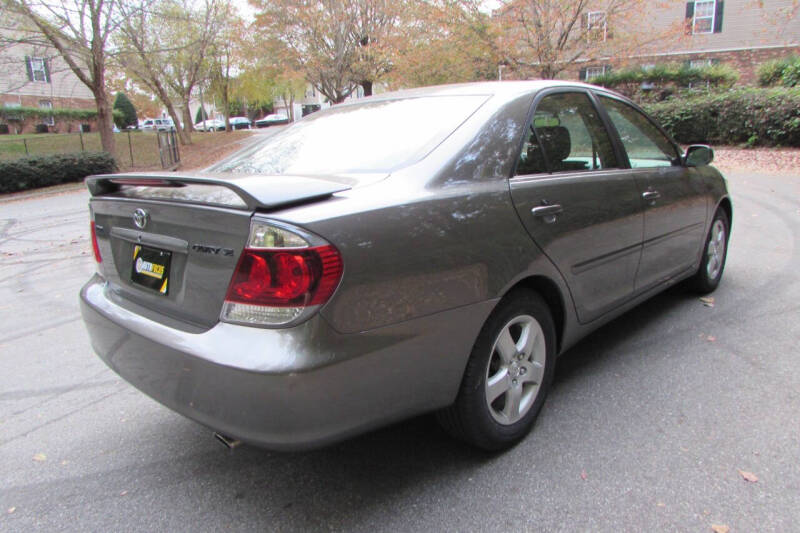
[132,208,149,229]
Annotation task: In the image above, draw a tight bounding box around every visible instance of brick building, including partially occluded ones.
[0,17,96,134]
[577,0,800,84]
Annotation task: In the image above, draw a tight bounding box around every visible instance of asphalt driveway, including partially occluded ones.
[0,170,798,532]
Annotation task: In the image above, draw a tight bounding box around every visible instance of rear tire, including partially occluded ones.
[437,290,556,451]
[688,208,730,294]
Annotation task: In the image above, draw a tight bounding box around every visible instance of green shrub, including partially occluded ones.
[758,56,800,87]
[0,106,123,123]
[781,61,800,87]
[643,88,800,147]
[592,63,739,99]
[0,152,117,194]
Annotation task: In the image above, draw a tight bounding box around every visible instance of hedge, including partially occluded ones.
[757,56,800,87]
[592,63,739,100]
[0,152,117,194]
[0,106,123,122]
[643,88,800,147]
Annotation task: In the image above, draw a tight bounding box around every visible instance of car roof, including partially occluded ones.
[339,80,613,106]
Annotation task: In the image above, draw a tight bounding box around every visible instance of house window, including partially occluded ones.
[587,11,607,41]
[693,0,715,34]
[690,58,713,68]
[39,100,54,126]
[583,66,609,81]
[28,57,48,82]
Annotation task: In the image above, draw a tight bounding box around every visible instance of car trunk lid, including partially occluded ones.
[87,172,352,329]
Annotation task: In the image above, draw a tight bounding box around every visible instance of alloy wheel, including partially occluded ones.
[706,219,726,280]
[485,314,546,425]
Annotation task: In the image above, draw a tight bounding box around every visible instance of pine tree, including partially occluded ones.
[113,92,138,129]
[194,106,208,124]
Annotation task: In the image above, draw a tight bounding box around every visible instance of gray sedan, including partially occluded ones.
[80,81,731,451]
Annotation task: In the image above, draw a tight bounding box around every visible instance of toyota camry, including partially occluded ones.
[80,81,731,451]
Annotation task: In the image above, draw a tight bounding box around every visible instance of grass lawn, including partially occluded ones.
[0,130,254,172]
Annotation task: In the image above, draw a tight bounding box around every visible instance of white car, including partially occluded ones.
[194,119,225,132]
[141,118,177,132]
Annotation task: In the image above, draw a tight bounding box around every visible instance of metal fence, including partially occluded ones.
[156,130,180,170]
[0,130,179,171]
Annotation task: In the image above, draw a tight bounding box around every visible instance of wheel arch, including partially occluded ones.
[503,275,566,354]
[716,196,733,229]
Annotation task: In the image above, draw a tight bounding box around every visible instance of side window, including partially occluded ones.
[515,92,618,176]
[599,96,680,168]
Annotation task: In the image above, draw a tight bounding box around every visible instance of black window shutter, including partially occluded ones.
[43,59,51,83]
[25,56,33,81]
[579,68,587,81]
[713,1,724,33]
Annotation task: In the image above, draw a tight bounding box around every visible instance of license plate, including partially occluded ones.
[131,245,171,295]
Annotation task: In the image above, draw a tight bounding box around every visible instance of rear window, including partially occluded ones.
[215,95,488,175]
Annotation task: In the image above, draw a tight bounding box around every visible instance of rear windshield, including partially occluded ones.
[214,95,488,175]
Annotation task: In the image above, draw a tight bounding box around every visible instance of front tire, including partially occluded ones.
[437,290,556,451]
[689,208,730,294]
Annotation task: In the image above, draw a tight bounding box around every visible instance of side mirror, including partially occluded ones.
[684,145,714,167]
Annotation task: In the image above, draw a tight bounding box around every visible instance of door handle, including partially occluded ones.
[642,190,661,204]
[531,204,563,217]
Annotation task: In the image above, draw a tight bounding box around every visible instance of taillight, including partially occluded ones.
[221,220,343,327]
[90,221,102,263]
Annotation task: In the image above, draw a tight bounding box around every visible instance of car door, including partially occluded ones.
[509,90,644,324]
[596,94,707,292]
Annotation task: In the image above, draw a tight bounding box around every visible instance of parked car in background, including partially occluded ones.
[141,118,177,132]
[81,81,731,452]
[255,113,289,127]
[229,116,252,130]
[194,119,225,132]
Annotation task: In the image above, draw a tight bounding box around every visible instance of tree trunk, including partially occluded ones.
[94,90,116,156]
[222,86,231,132]
[181,103,194,133]
[165,104,190,145]
[361,80,373,97]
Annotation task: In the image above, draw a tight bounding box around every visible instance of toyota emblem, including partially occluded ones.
[132,208,149,229]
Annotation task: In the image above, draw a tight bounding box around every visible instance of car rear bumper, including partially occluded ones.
[80,275,495,450]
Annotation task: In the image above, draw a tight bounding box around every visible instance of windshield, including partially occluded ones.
[215,95,488,175]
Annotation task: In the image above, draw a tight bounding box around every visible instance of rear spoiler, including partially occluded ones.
[85,172,352,211]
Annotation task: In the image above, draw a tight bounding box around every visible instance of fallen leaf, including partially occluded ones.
[711,525,729,533]
[700,296,715,307]
[32,453,46,462]
[580,470,588,480]
[7,507,16,514]
[738,469,758,483]
[119,490,128,496]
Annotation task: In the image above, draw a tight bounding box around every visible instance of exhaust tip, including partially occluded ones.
[213,432,242,450]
